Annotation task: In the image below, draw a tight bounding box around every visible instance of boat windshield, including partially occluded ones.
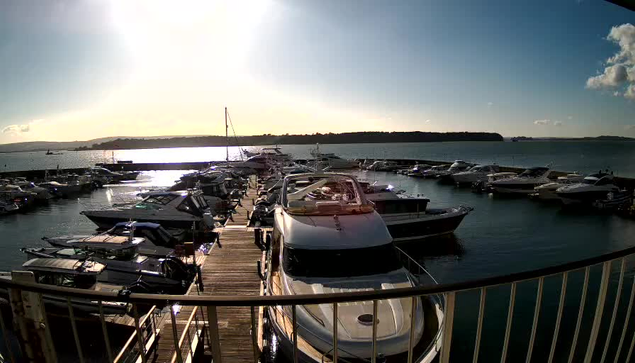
[177,196,204,216]
[284,175,371,215]
[283,244,403,278]
[37,273,97,289]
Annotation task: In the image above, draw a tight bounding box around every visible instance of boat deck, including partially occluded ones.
[154,188,265,362]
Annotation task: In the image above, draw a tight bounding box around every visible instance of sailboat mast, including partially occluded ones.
[225,107,229,162]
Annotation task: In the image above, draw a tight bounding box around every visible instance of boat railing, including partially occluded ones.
[3,245,635,362]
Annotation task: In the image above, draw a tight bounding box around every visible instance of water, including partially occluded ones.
[1,142,635,361]
[2,140,635,176]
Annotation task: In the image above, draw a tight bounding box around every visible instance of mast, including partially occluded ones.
[225,107,229,162]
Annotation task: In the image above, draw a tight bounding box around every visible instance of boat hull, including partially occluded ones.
[557,190,614,205]
[81,213,200,230]
[382,208,470,242]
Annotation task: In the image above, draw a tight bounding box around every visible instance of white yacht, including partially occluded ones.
[436,160,472,182]
[81,191,214,230]
[267,173,443,362]
[490,167,552,194]
[315,153,359,169]
[407,164,432,177]
[451,164,500,184]
[556,173,621,205]
[11,178,54,201]
[532,173,584,200]
[361,183,471,242]
[420,164,450,178]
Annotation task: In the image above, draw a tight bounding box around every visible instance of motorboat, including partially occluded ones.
[420,164,450,179]
[43,221,179,256]
[532,173,584,200]
[361,183,471,242]
[366,160,400,171]
[0,182,37,208]
[0,259,129,315]
[0,200,19,214]
[81,191,215,230]
[556,172,621,205]
[490,167,552,194]
[11,178,55,201]
[22,237,194,294]
[39,180,83,197]
[267,173,443,362]
[472,172,518,193]
[90,166,125,184]
[407,164,432,177]
[451,164,500,184]
[436,160,472,182]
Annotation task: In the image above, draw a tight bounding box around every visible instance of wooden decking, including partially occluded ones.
[153,189,264,363]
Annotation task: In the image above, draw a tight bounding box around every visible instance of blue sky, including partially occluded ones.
[0,0,634,143]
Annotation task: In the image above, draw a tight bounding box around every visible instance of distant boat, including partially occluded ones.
[45,149,63,155]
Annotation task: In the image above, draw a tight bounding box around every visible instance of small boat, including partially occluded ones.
[532,173,584,200]
[11,178,55,201]
[43,221,179,256]
[556,172,621,205]
[39,180,83,197]
[407,164,432,177]
[81,191,215,230]
[451,164,500,184]
[267,173,444,362]
[0,182,38,208]
[22,237,194,294]
[366,160,401,171]
[490,167,552,194]
[362,183,471,242]
[0,259,129,315]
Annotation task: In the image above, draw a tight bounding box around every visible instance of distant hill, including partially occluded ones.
[0,135,183,153]
[79,131,505,150]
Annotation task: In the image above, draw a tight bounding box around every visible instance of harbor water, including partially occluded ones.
[1,142,635,361]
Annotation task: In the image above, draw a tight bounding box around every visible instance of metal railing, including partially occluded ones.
[2,245,635,362]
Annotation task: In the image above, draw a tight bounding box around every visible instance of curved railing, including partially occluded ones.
[2,244,635,363]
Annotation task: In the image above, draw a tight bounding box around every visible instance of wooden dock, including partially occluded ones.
[154,188,264,363]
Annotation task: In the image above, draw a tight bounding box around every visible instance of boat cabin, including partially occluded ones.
[110,222,178,247]
[136,191,208,216]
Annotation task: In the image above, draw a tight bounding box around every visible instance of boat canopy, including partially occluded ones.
[23,258,105,275]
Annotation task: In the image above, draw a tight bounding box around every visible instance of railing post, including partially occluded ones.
[98,301,114,363]
[66,298,84,363]
[250,306,259,363]
[600,259,625,363]
[171,305,184,363]
[333,303,338,363]
[132,304,147,363]
[473,288,487,363]
[207,306,223,363]
[407,296,417,363]
[500,282,517,363]
[526,278,544,363]
[583,261,611,363]
[440,292,456,363]
[568,267,590,363]
[292,305,298,363]
[614,278,635,363]
[8,271,56,363]
[372,300,378,363]
[548,272,568,363]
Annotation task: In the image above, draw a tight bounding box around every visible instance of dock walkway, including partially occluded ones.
[154,188,264,363]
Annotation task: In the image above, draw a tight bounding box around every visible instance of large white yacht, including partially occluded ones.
[490,167,552,194]
[532,173,584,200]
[556,172,621,205]
[267,173,443,362]
[81,191,214,230]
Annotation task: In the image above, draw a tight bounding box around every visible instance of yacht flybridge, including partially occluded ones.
[266,173,443,362]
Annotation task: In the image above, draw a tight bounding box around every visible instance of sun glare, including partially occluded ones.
[111,0,271,79]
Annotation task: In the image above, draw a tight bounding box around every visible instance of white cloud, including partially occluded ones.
[586,64,628,89]
[425,119,431,123]
[567,115,573,120]
[624,125,635,130]
[487,102,493,107]
[554,120,563,126]
[534,119,551,125]
[587,23,635,101]
[2,124,31,134]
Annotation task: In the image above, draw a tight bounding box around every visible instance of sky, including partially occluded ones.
[0,0,634,144]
